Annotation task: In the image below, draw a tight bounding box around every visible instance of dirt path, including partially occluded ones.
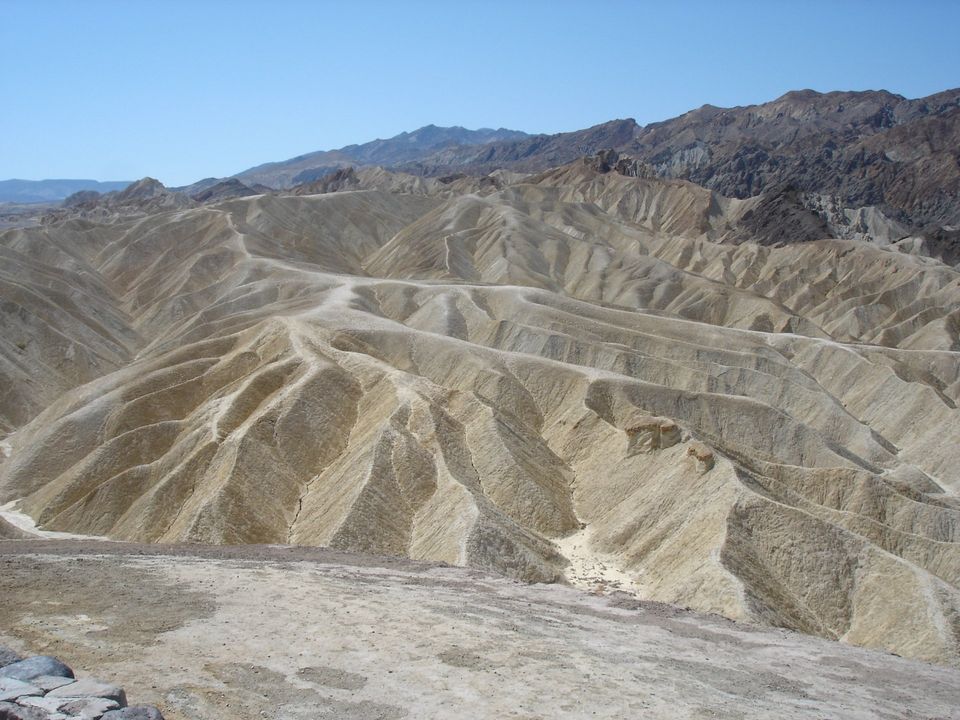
[1,540,958,720]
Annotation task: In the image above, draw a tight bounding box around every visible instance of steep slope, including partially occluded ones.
[628,88,960,227]
[1,167,959,666]
[0,220,139,434]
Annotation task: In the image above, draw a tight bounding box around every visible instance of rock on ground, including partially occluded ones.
[48,679,126,706]
[0,659,72,683]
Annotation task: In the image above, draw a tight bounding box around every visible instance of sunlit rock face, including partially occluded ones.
[2,161,960,666]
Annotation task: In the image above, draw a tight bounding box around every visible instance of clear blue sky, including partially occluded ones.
[2,0,958,186]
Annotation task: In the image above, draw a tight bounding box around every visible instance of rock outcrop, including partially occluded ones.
[397,88,960,236]
[49,179,193,223]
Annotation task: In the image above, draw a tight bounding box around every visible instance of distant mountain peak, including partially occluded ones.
[118,177,167,199]
[0,178,133,204]
[232,125,530,188]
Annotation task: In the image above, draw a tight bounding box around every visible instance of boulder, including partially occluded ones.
[31,676,74,692]
[0,657,74,682]
[56,697,121,719]
[49,678,126,706]
[0,679,41,703]
[0,701,49,720]
[16,696,68,713]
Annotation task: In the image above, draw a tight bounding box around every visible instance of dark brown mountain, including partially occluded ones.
[396,88,960,231]
[628,88,960,227]
[398,119,640,176]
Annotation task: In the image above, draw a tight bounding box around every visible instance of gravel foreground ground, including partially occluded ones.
[0,541,958,720]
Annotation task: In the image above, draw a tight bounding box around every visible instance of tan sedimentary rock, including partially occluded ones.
[686,442,715,474]
[625,417,681,455]
[1,165,959,665]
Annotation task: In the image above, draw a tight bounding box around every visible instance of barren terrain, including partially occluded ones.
[2,145,959,669]
[2,541,959,720]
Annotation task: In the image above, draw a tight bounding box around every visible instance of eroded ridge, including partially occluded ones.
[1,165,959,665]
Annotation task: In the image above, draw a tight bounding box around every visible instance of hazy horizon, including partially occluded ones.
[2,0,959,186]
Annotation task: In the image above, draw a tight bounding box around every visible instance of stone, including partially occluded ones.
[0,657,74,682]
[0,650,22,670]
[49,678,126,706]
[658,421,682,449]
[625,416,682,455]
[56,697,121,719]
[101,706,165,720]
[31,676,75,692]
[0,678,41,703]
[16,696,69,713]
[625,416,662,454]
[0,701,49,720]
[686,441,715,474]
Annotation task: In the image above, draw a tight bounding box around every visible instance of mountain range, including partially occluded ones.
[0,179,132,204]
[227,125,529,190]
[12,86,960,237]
[2,87,960,672]
[234,88,960,236]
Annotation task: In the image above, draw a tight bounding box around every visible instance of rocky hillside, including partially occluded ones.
[398,88,960,234]
[629,88,960,228]
[2,158,959,666]
[56,178,196,222]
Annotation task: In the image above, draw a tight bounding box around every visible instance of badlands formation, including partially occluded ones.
[1,149,960,674]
